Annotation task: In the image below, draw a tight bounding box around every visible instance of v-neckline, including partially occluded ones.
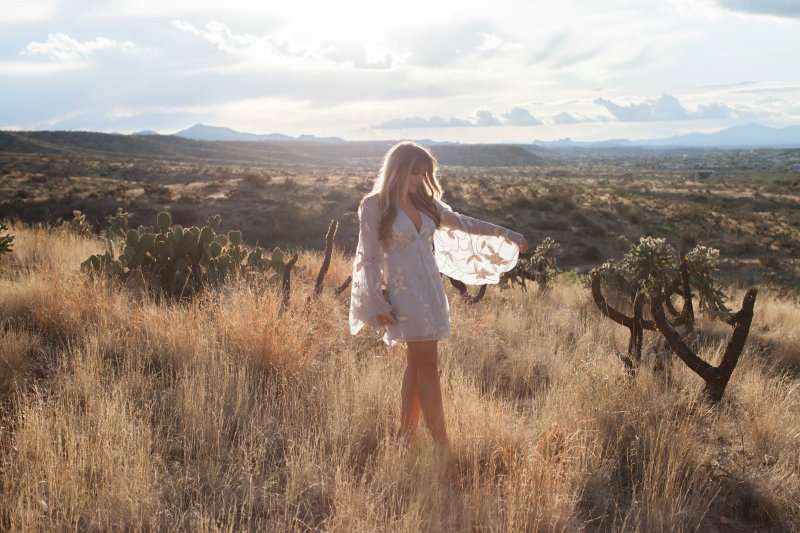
[399,208,423,234]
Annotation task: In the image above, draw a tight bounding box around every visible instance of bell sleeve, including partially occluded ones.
[434,199,524,285]
[349,197,395,335]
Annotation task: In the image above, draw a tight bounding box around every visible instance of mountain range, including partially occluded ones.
[150,124,346,143]
[533,123,800,149]
[129,122,800,148]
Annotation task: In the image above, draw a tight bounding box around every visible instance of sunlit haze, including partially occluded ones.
[2,0,799,142]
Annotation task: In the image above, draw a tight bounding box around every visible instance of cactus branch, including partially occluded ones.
[334,275,352,297]
[651,287,757,403]
[447,276,487,304]
[279,253,300,316]
[591,271,657,331]
[678,257,695,333]
[314,220,338,295]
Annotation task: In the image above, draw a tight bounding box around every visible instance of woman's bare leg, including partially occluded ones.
[398,351,422,445]
[406,340,448,446]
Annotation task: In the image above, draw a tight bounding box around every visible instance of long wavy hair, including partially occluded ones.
[363,141,443,242]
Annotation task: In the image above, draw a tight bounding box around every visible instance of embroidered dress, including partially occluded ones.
[350,195,523,346]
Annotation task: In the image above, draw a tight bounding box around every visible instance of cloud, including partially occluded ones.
[321,42,393,70]
[173,20,306,60]
[594,94,738,121]
[529,31,569,64]
[474,110,502,126]
[730,84,800,94]
[475,32,520,52]
[552,112,579,124]
[405,20,503,67]
[173,20,396,70]
[23,33,136,62]
[550,46,606,69]
[695,102,736,119]
[715,0,800,18]
[374,107,547,129]
[374,116,473,129]
[502,107,542,126]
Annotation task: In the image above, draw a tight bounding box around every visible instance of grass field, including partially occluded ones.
[1,223,798,531]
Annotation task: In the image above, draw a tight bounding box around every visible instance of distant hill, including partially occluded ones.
[0,131,541,167]
[643,123,800,148]
[174,124,344,143]
[534,123,800,149]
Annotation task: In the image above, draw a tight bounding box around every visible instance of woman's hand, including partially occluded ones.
[376,312,397,326]
[518,238,529,255]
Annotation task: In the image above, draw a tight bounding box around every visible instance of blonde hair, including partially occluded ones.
[363,141,443,242]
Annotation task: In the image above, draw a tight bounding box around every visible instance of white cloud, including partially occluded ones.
[475,32,520,52]
[552,112,580,124]
[502,107,542,126]
[374,116,473,129]
[667,0,726,20]
[172,19,398,70]
[374,108,546,129]
[474,110,503,126]
[715,0,800,19]
[24,33,136,62]
[594,94,743,121]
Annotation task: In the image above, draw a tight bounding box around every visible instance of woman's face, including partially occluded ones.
[406,167,425,193]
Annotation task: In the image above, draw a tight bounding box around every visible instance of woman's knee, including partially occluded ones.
[407,340,437,358]
[408,345,438,372]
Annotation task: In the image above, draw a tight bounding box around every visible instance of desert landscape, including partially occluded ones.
[1,133,799,530]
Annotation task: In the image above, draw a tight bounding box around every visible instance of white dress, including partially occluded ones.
[349,194,524,346]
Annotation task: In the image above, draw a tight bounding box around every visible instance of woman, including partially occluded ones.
[349,141,527,449]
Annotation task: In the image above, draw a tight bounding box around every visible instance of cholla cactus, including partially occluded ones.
[620,237,676,292]
[592,236,757,403]
[62,210,93,237]
[685,245,729,314]
[104,208,133,238]
[500,237,563,292]
[533,237,562,269]
[532,237,563,291]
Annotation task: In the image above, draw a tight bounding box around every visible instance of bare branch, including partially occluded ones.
[279,253,300,316]
[314,220,338,295]
[334,275,352,297]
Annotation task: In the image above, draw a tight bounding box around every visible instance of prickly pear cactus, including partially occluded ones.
[0,221,15,257]
[82,211,291,297]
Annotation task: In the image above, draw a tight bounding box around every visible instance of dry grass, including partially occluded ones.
[1,223,799,531]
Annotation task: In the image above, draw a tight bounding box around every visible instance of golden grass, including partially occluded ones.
[1,223,799,531]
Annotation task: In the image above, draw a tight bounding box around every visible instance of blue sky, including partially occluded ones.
[1,0,799,142]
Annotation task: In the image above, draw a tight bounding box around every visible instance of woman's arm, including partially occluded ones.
[433,199,526,284]
[436,199,525,246]
[349,197,395,334]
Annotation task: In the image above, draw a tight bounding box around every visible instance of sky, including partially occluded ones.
[1,0,799,143]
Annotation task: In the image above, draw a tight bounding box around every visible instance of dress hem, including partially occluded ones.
[382,331,451,347]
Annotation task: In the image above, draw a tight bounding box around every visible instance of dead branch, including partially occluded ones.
[447,276,487,304]
[279,253,300,316]
[334,275,352,296]
[314,220,338,296]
